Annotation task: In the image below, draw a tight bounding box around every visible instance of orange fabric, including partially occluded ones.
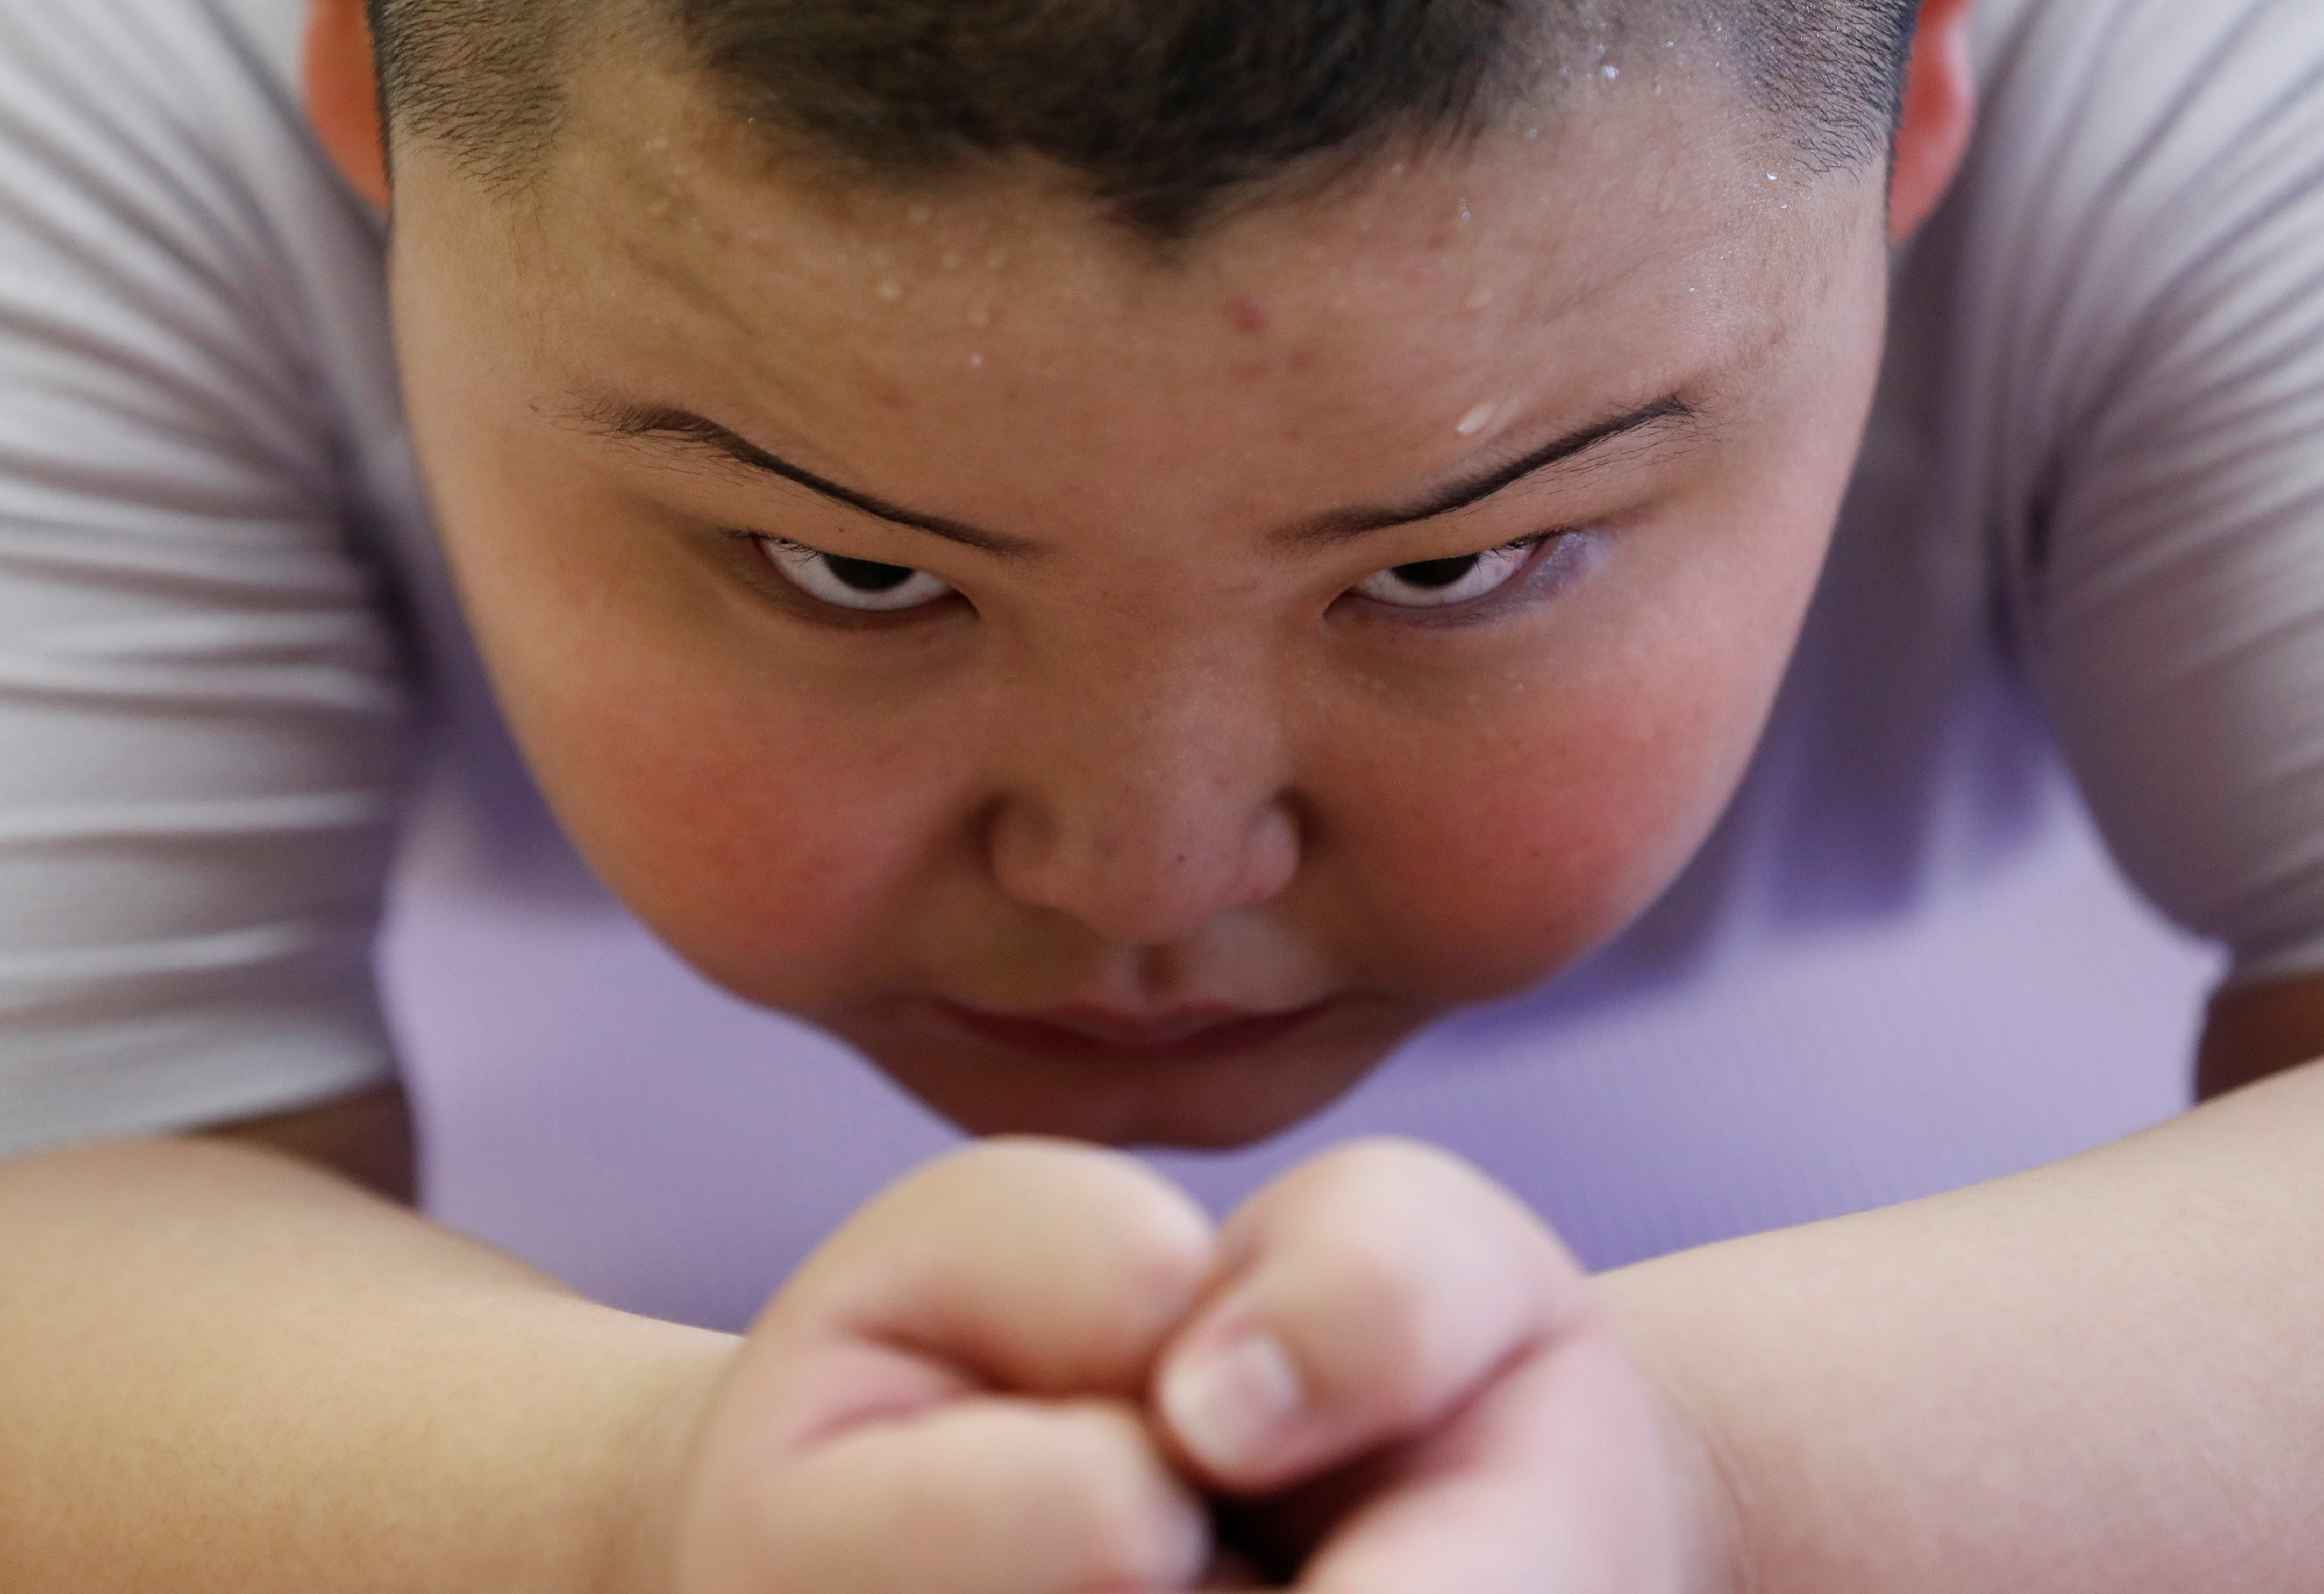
[301,0,390,211]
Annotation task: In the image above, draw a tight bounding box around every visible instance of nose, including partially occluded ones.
[985,662,1302,947]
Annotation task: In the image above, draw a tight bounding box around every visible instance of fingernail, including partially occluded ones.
[1161,1329,1303,1474]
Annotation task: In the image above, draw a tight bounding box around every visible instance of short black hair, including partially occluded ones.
[367,0,1919,237]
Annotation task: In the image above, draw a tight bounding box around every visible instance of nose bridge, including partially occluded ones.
[987,630,1299,945]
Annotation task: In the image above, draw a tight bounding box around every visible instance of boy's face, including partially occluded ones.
[388,55,1892,1148]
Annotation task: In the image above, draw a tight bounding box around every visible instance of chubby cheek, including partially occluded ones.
[1324,532,1825,1005]
[522,665,960,1008]
[1338,671,1757,1002]
[425,508,966,1015]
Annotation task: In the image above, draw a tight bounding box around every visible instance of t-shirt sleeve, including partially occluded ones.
[0,0,412,1157]
[1999,0,2324,990]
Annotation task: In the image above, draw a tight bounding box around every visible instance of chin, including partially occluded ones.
[827,998,1428,1149]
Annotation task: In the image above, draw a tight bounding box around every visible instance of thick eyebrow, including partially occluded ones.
[1287,395,1699,543]
[587,401,1038,556]
[582,391,1695,556]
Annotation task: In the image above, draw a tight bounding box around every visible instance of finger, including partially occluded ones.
[1152,1138,1589,1492]
[767,1138,1218,1425]
[736,1397,1214,1594]
[676,1143,1218,1594]
[1287,1332,1689,1594]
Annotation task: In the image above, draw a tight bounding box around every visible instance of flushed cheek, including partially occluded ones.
[1325,591,1800,1001]
[1330,710,1733,1001]
[497,644,977,1010]
[418,448,979,1006]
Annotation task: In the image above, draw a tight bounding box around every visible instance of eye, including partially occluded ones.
[1353,536,1542,609]
[758,537,957,613]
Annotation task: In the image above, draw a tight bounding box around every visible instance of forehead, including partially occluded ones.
[403,48,1877,515]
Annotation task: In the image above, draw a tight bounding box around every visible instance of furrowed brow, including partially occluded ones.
[581,392,1695,557]
[1287,396,1699,544]
[584,399,1037,557]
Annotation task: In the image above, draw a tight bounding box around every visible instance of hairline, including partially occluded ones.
[365,0,1913,240]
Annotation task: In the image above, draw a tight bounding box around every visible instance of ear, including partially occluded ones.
[1887,0,1978,245]
[303,0,391,213]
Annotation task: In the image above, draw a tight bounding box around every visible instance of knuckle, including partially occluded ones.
[1318,1135,1497,1204]
[1100,1166,1218,1284]
[1036,1153,1216,1362]
[1104,1217,1215,1342]
[1050,1405,1199,1587]
[881,1138,1213,1281]
[1257,1137,1486,1240]
[986,1140,1212,1246]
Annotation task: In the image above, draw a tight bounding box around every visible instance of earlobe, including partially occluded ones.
[1887,0,1978,245]
[302,0,391,213]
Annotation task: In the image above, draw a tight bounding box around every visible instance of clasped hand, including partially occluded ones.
[672,1139,1714,1593]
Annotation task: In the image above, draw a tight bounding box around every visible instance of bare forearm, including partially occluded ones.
[1602,1055,2324,1593]
[0,1136,734,1593]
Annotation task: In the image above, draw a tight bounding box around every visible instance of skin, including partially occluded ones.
[388,32,1891,1150]
[4,2,2322,1592]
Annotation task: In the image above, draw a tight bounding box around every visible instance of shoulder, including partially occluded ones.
[0,0,368,291]
[1943,0,2324,376]
[1970,0,2324,143]
[0,0,306,101]
[0,0,407,517]
[0,0,422,1157]
[1915,0,2324,986]
[0,0,312,156]
[1885,0,2324,577]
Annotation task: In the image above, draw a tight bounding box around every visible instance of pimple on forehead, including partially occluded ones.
[1227,297,1271,335]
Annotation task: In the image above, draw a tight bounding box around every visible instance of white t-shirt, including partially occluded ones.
[3,0,2321,1326]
